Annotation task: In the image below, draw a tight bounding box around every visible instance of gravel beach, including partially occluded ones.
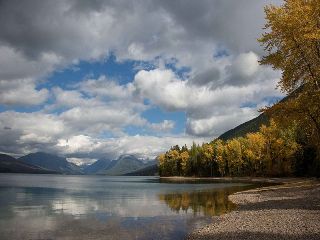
[188,179,320,240]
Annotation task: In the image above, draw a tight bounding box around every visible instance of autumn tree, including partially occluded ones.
[259,120,299,176]
[167,149,181,176]
[180,150,190,176]
[158,153,167,176]
[259,0,320,170]
[259,0,320,92]
[200,143,215,176]
[243,132,266,175]
[225,139,243,176]
[213,140,226,177]
[189,142,201,176]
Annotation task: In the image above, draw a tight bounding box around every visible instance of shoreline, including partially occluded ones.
[160,176,305,184]
[187,178,320,240]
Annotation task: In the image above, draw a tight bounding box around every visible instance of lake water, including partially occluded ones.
[0,174,259,239]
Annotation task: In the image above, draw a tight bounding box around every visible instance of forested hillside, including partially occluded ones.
[158,0,320,178]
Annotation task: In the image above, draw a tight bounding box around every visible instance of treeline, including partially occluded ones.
[159,120,303,177]
[159,0,320,178]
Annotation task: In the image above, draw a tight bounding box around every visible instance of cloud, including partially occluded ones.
[134,69,189,111]
[52,87,102,108]
[0,78,49,105]
[0,0,284,160]
[0,110,188,159]
[149,120,175,132]
[78,76,136,100]
[0,0,282,77]
[225,52,260,86]
[186,107,258,136]
[133,67,282,136]
[57,135,102,155]
[60,105,147,136]
[0,111,65,154]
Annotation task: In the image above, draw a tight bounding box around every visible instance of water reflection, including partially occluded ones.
[0,174,257,240]
[159,190,235,216]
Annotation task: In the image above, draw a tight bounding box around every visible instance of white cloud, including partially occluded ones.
[57,135,102,155]
[132,66,282,136]
[149,120,175,132]
[0,110,193,159]
[78,76,136,100]
[67,157,97,166]
[134,69,189,111]
[0,79,49,105]
[60,105,146,136]
[0,111,65,155]
[225,52,260,86]
[0,0,285,160]
[186,107,258,136]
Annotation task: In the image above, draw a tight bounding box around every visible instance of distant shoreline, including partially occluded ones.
[159,176,303,184]
[188,178,320,240]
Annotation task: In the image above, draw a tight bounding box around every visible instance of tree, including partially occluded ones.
[202,143,215,177]
[167,149,181,176]
[189,142,200,176]
[225,139,243,176]
[243,132,266,175]
[259,0,320,92]
[214,140,226,177]
[259,0,320,169]
[158,153,167,176]
[180,151,190,176]
[260,120,299,176]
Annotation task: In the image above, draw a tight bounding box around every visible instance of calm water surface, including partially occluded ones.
[0,174,260,239]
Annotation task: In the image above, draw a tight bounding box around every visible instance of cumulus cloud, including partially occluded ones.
[57,134,208,160]
[0,0,284,160]
[149,120,175,132]
[60,105,147,136]
[0,79,49,105]
[0,111,65,154]
[0,110,186,159]
[78,76,136,100]
[0,0,282,80]
[133,67,282,136]
[186,108,258,136]
[225,52,260,86]
[134,69,189,111]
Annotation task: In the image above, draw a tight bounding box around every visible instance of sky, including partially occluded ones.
[0,0,283,164]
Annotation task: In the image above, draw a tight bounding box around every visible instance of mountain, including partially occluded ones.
[218,90,301,141]
[218,113,269,141]
[83,158,116,174]
[99,155,147,175]
[124,164,158,176]
[19,152,82,174]
[0,154,56,174]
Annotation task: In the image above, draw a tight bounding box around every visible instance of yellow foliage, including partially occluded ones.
[202,143,214,164]
[259,0,320,92]
[259,0,320,161]
[225,139,243,176]
[180,151,190,174]
[158,153,166,166]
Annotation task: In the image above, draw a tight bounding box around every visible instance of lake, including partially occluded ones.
[0,174,259,239]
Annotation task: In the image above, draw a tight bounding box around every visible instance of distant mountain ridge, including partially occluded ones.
[99,155,149,175]
[83,158,116,174]
[0,152,157,175]
[0,154,57,174]
[19,152,82,174]
[124,164,158,176]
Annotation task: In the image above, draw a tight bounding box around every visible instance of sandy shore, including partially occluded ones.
[188,179,320,240]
